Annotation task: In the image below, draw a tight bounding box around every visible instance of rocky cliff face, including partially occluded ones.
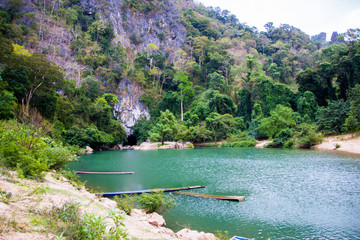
[79,0,187,133]
[80,0,187,58]
[2,0,188,134]
[113,78,150,135]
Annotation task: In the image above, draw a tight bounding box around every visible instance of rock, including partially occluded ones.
[100,197,117,209]
[136,142,159,150]
[130,209,148,221]
[134,141,194,150]
[84,146,94,154]
[113,79,151,135]
[147,212,166,227]
[176,228,216,240]
[0,202,10,213]
[158,227,175,236]
[109,144,123,151]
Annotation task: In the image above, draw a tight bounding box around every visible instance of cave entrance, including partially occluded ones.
[126,135,137,146]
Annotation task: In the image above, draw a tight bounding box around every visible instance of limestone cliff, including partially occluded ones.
[80,0,187,59]
[76,0,187,134]
[114,78,150,135]
[0,0,189,134]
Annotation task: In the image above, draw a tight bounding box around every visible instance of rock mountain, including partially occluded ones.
[1,0,190,135]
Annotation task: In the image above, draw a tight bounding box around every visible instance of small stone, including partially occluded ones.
[84,146,94,154]
[147,212,166,227]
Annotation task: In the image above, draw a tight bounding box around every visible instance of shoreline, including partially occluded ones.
[315,133,360,155]
[0,171,216,240]
[254,133,360,156]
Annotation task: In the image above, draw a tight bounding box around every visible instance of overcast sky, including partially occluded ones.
[197,0,360,40]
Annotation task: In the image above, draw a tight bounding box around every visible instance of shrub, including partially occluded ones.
[294,124,323,148]
[0,121,76,179]
[137,192,176,214]
[63,125,114,150]
[221,133,256,148]
[114,195,136,215]
[266,128,294,148]
[40,202,128,239]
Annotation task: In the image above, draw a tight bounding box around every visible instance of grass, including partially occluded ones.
[35,201,128,239]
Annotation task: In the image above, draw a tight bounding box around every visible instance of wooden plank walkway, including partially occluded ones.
[75,171,135,175]
[174,191,245,202]
[95,185,205,197]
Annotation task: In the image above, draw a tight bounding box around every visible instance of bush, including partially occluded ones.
[137,192,176,214]
[221,140,256,148]
[266,128,294,148]
[294,124,323,148]
[114,195,136,215]
[221,133,256,148]
[0,121,75,179]
[40,202,128,239]
[63,125,114,150]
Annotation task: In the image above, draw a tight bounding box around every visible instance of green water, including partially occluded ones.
[68,148,360,239]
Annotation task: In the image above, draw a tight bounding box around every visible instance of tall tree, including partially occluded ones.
[149,110,178,145]
[173,71,194,121]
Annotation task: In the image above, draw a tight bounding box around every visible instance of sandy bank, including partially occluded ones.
[315,133,360,155]
[0,171,215,240]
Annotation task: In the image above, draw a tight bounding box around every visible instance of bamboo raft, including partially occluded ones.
[174,191,245,202]
[75,171,135,175]
[95,185,205,197]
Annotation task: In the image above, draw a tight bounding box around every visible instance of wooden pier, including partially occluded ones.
[174,192,245,202]
[95,185,205,197]
[75,171,135,175]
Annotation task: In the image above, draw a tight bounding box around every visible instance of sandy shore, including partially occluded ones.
[0,171,215,240]
[315,133,360,155]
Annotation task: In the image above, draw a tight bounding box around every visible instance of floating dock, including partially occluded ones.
[95,185,205,197]
[174,192,245,202]
[75,171,135,175]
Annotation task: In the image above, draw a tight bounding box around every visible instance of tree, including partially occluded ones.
[257,104,296,139]
[348,84,360,121]
[205,112,236,144]
[236,88,252,124]
[206,112,221,144]
[296,91,318,123]
[240,54,263,83]
[193,36,209,67]
[173,71,194,121]
[207,72,227,93]
[316,100,350,133]
[0,75,15,119]
[208,93,235,115]
[264,22,275,36]
[149,110,177,145]
[296,68,328,106]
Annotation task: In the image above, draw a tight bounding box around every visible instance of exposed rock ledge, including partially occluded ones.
[134,142,194,150]
[0,171,215,240]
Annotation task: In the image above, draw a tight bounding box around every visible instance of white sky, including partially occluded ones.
[197,0,360,40]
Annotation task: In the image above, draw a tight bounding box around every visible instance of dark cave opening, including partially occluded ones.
[126,134,137,146]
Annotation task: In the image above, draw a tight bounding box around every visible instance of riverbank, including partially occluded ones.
[0,170,215,240]
[315,133,360,155]
[133,142,193,150]
[254,133,360,155]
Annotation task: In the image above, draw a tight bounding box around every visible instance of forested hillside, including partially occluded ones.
[0,0,359,153]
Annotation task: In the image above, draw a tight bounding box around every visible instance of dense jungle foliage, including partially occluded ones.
[0,0,359,166]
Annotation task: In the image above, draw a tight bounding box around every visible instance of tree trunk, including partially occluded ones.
[180,89,184,121]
